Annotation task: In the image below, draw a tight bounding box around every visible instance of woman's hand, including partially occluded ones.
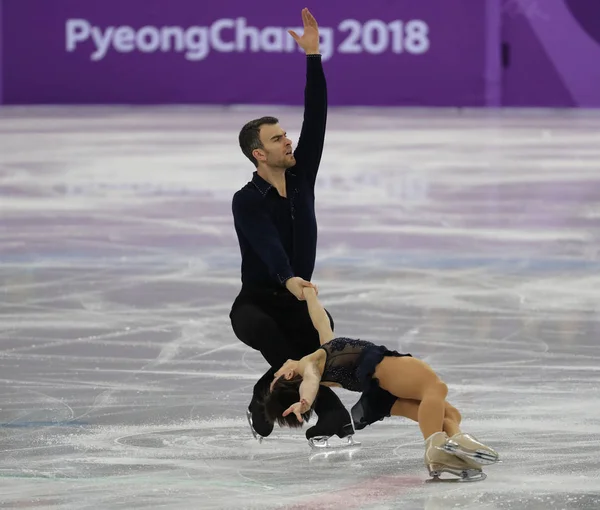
[282,398,312,422]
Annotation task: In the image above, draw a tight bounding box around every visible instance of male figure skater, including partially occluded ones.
[230,8,356,447]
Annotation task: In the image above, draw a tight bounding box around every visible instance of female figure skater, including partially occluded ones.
[261,286,499,482]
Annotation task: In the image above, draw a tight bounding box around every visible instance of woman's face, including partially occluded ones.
[269,369,296,391]
[269,374,282,392]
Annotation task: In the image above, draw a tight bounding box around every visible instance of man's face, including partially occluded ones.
[255,123,295,169]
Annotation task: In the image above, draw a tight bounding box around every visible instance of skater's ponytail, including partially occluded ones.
[262,375,314,428]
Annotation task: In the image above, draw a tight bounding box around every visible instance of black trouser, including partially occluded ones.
[230,286,351,431]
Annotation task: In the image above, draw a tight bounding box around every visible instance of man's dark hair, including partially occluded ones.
[261,375,314,428]
[238,116,279,167]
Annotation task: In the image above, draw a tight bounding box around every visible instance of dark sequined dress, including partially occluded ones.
[318,337,412,430]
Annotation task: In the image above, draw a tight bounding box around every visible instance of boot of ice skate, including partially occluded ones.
[425,432,486,482]
[441,432,499,466]
[245,370,275,442]
[306,409,360,449]
[246,390,274,442]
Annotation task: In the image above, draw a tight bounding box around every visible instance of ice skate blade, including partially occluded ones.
[245,409,264,444]
[438,442,499,466]
[308,435,361,450]
[426,464,486,483]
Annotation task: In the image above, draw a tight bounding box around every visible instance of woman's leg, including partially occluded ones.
[391,397,499,466]
[390,398,462,437]
[444,402,462,432]
[374,356,450,440]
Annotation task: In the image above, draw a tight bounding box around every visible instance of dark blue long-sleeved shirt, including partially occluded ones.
[232,55,327,290]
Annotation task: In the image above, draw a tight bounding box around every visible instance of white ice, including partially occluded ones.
[0,106,600,509]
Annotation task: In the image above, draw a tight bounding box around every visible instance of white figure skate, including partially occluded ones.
[439,432,499,466]
[425,432,486,483]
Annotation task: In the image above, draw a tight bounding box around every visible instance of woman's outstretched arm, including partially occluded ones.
[303,286,335,345]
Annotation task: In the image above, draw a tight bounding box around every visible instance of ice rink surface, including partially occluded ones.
[1,106,600,509]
